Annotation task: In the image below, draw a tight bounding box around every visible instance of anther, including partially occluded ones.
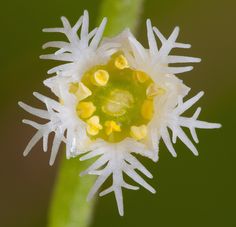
[104,121,121,135]
[86,116,103,136]
[77,101,96,119]
[69,82,92,101]
[76,82,92,101]
[92,69,109,86]
[146,83,165,98]
[114,54,129,69]
[134,71,149,83]
[130,125,147,140]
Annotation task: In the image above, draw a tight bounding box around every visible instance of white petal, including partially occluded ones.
[99,186,114,196]
[166,55,201,64]
[80,155,109,176]
[160,66,193,74]
[79,148,105,161]
[87,168,112,201]
[49,130,64,166]
[23,131,43,156]
[19,102,50,119]
[81,10,89,43]
[128,36,146,62]
[42,28,64,33]
[72,15,83,32]
[40,53,73,62]
[123,164,156,193]
[175,91,204,115]
[174,126,198,156]
[22,119,41,129]
[114,187,124,216]
[153,27,166,43]
[146,19,158,55]
[122,182,139,190]
[90,17,107,49]
[43,133,49,152]
[61,16,72,31]
[125,153,153,178]
[174,42,191,48]
[161,127,177,157]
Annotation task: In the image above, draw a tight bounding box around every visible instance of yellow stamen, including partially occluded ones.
[114,54,129,69]
[69,82,92,101]
[91,69,109,86]
[146,83,165,98]
[134,71,149,83]
[130,125,147,140]
[104,121,121,135]
[76,82,92,101]
[76,101,96,119]
[86,116,103,136]
[141,99,154,120]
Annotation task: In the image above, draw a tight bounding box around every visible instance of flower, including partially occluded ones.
[19,10,221,216]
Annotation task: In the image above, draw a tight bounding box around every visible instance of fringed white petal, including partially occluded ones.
[116,19,201,80]
[157,92,221,156]
[19,92,87,165]
[40,10,118,97]
[80,139,156,216]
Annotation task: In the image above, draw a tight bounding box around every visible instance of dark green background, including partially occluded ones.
[0,0,235,226]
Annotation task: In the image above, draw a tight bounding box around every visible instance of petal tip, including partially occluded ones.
[23,151,28,157]
[18,101,23,107]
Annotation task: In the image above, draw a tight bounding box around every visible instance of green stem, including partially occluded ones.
[48,157,96,227]
[48,1,143,227]
[99,0,144,36]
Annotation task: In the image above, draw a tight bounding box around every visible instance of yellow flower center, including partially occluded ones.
[69,52,165,142]
[102,89,134,117]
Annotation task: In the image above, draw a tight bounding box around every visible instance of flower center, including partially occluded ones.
[102,89,134,117]
[69,52,165,142]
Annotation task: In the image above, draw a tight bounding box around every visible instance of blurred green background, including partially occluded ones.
[0,0,235,226]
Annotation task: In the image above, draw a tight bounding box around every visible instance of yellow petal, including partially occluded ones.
[146,83,165,98]
[130,125,147,140]
[86,116,103,136]
[76,101,96,119]
[91,69,109,86]
[104,121,121,135]
[141,99,154,120]
[114,54,129,69]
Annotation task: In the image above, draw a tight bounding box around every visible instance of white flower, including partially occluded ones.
[19,11,221,216]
